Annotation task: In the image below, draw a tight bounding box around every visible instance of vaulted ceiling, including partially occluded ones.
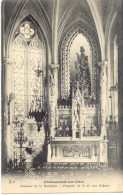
[4,0,113,32]
[3,0,117,60]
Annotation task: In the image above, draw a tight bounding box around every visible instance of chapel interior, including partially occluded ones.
[2,0,123,172]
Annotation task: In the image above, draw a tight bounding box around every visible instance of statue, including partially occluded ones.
[74,46,91,95]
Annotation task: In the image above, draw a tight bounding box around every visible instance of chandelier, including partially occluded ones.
[29,63,45,132]
[29,104,46,132]
[28,32,46,132]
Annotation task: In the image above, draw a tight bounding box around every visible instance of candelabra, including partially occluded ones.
[29,59,46,132]
[14,123,28,169]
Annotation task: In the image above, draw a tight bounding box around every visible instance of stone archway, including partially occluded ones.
[59,22,101,99]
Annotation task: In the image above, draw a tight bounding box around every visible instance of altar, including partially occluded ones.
[48,47,108,163]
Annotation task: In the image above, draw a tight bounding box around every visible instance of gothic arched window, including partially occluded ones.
[12,21,45,118]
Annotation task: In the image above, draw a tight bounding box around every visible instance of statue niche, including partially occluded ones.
[74,46,91,96]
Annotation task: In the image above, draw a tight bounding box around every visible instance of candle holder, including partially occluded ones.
[14,125,28,169]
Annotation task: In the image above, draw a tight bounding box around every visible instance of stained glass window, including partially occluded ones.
[12,22,43,118]
[29,35,43,112]
[12,34,27,116]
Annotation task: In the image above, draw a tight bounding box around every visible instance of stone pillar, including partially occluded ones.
[98,61,108,138]
[3,58,13,123]
[100,141,108,162]
[2,58,13,172]
[117,0,123,169]
[49,64,59,139]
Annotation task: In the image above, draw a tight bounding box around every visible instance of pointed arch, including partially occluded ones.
[7,13,49,57]
[58,21,101,99]
[10,17,48,116]
[58,0,104,61]
[5,0,51,63]
[58,0,95,44]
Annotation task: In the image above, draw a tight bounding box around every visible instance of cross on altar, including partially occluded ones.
[20,23,34,39]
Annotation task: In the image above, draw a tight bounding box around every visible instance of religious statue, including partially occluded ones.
[74,46,91,95]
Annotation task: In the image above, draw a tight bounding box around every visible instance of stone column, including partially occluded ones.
[2,58,13,172]
[49,64,59,139]
[3,58,13,123]
[117,0,123,169]
[51,0,59,63]
[98,61,108,138]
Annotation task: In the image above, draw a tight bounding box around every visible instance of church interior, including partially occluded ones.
[2,0,123,174]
